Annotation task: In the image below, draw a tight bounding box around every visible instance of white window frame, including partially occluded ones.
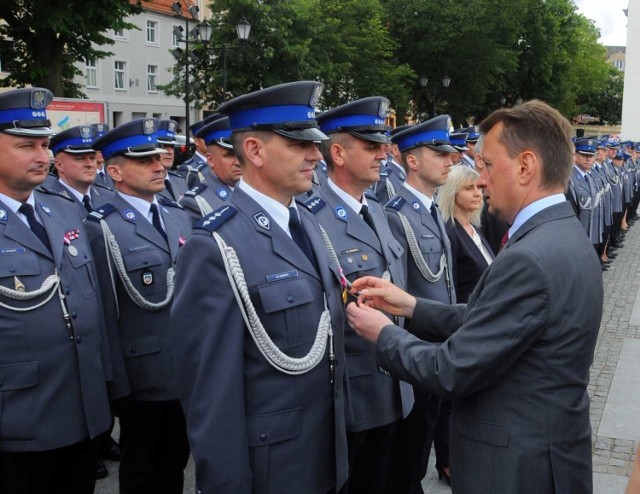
[113,27,128,40]
[85,58,98,88]
[147,64,158,93]
[172,24,182,48]
[114,60,127,91]
[146,19,159,46]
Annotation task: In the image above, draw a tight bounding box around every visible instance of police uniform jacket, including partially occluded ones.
[567,167,600,244]
[0,188,112,452]
[373,160,406,203]
[171,187,349,494]
[46,179,115,218]
[385,185,455,305]
[85,192,192,401]
[591,163,612,227]
[603,160,623,213]
[96,167,115,189]
[178,168,233,224]
[177,152,208,188]
[158,169,189,203]
[305,183,413,432]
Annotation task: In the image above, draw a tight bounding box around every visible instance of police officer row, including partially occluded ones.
[567,137,640,270]
[1,81,612,494]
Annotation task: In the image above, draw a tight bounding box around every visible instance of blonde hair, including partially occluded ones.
[437,164,483,227]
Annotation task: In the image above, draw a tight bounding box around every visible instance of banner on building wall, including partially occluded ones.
[49,98,108,132]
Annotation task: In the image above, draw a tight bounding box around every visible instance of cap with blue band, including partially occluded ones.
[94,118,166,160]
[392,115,456,153]
[156,120,180,145]
[218,81,328,142]
[575,138,597,155]
[0,87,54,137]
[196,116,233,149]
[50,125,97,155]
[318,96,390,144]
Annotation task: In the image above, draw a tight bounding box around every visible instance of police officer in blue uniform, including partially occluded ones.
[384,116,457,493]
[306,96,412,494]
[0,88,113,494]
[460,125,480,169]
[156,119,189,202]
[86,118,192,494]
[176,116,217,187]
[373,125,408,203]
[91,123,114,189]
[448,130,469,166]
[171,81,349,494]
[567,138,602,257]
[47,124,115,216]
[179,115,241,223]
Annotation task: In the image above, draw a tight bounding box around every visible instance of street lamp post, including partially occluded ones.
[198,18,251,102]
[421,75,452,117]
[172,1,200,135]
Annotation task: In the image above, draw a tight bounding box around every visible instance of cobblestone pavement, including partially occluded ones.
[97,224,640,494]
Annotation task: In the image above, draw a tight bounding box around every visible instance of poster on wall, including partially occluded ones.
[48,98,108,133]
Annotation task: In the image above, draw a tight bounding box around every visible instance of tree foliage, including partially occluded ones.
[0,0,143,97]
[160,0,414,113]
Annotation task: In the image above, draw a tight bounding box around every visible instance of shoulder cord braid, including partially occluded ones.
[317,224,390,285]
[0,272,60,311]
[396,212,447,283]
[385,178,396,201]
[212,231,334,376]
[195,195,214,217]
[100,220,175,316]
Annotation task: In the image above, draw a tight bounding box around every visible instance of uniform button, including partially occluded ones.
[65,288,70,295]
[131,347,136,354]
[72,312,78,319]
[9,266,15,273]
[259,433,267,442]
[76,336,82,344]
[357,263,363,268]
[287,295,294,303]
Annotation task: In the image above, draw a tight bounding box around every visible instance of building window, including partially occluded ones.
[146,20,158,45]
[113,27,127,39]
[85,58,98,88]
[147,65,158,92]
[172,25,181,48]
[614,59,625,71]
[114,61,126,90]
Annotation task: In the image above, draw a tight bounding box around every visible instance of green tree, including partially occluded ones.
[576,66,624,125]
[0,0,143,97]
[160,0,414,114]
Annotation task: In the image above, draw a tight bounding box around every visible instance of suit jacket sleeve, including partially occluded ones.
[170,232,252,493]
[84,218,131,401]
[404,298,466,342]
[377,249,549,400]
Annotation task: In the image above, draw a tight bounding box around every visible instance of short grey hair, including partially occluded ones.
[437,165,483,226]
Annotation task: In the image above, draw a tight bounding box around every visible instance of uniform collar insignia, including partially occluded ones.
[253,211,271,230]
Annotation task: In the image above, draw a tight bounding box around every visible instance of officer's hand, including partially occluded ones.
[346,302,393,344]
[350,276,416,319]
[111,394,136,421]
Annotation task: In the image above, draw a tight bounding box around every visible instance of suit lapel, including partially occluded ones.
[506,201,574,249]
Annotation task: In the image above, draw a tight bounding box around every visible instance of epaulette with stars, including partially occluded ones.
[385,196,406,211]
[35,185,75,202]
[194,205,237,232]
[158,196,184,209]
[183,183,208,197]
[304,196,327,214]
[85,203,117,222]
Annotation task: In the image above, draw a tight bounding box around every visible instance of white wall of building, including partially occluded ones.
[621,0,640,139]
[76,8,201,131]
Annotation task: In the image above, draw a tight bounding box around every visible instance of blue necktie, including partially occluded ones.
[150,204,168,242]
[19,203,52,252]
[289,207,316,267]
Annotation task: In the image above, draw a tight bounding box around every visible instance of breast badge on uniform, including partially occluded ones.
[253,212,271,230]
[412,201,421,211]
[142,271,153,285]
[0,208,7,221]
[334,205,348,222]
[122,209,137,223]
[39,203,52,216]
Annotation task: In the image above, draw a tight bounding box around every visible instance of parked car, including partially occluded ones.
[174,134,195,168]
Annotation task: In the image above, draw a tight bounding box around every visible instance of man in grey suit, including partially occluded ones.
[347,100,603,494]
[179,115,241,224]
[86,118,192,494]
[48,124,115,216]
[171,81,349,494]
[0,88,113,494]
[384,115,456,493]
[306,97,412,494]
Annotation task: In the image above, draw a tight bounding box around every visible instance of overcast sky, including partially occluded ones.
[574,0,628,46]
